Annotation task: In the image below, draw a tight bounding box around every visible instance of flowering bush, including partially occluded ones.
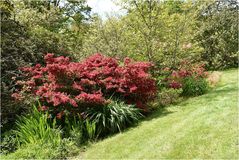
[165,61,208,89]
[12,53,157,118]
[163,60,209,96]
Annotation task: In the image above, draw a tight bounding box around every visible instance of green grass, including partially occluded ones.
[73,69,238,159]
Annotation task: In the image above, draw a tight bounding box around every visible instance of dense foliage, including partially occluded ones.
[85,101,143,137]
[1,0,236,159]
[181,76,208,96]
[1,105,78,159]
[82,0,238,69]
[14,106,61,145]
[195,0,238,69]
[163,61,209,96]
[1,0,91,131]
[2,0,238,131]
[1,0,42,129]
[13,53,157,118]
[158,88,182,107]
[166,61,208,89]
[83,0,202,67]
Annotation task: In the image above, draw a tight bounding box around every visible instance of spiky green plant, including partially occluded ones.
[85,119,96,140]
[14,105,61,146]
[85,100,143,137]
[64,114,84,145]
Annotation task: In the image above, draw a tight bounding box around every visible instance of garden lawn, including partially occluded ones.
[73,69,238,159]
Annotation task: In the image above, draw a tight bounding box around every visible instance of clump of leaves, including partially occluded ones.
[159,88,182,107]
[0,131,18,155]
[14,105,61,146]
[12,53,157,119]
[181,76,208,96]
[85,100,143,137]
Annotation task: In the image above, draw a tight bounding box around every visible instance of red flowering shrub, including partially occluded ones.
[12,53,157,118]
[164,60,208,89]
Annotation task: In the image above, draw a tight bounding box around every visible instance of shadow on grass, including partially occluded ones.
[84,78,238,149]
[178,83,237,105]
[143,82,237,120]
[203,86,237,99]
[80,84,238,157]
[143,107,174,122]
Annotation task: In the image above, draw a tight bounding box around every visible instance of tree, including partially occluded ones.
[82,14,128,60]
[195,0,238,69]
[0,0,92,131]
[120,0,162,62]
[1,0,39,131]
[82,0,203,69]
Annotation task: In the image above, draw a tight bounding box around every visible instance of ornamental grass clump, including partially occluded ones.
[85,100,143,137]
[14,106,61,146]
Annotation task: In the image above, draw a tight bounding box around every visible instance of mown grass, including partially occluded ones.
[73,69,238,159]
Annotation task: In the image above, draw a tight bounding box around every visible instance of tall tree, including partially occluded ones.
[195,0,238,69]
[0,0,92,131]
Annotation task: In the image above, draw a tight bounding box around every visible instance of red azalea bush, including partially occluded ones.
[12,53,157,118]
[165,60,208,89]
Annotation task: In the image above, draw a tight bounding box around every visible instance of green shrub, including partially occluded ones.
[64,115,84,146]
[85,119,97,141]
[2,105,80,159]
[195,1,238,70]
[159,88,182,107]
[2,139,78,160]
[85,101,143,137]
[64,114,97,143]
[148,88,182,109]
[14,105,61,146]
[53,138,80,159]
[182,76,208,96]
[0,131,18,155]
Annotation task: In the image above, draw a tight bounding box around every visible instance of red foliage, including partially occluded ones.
[166,60,208,89]
[12,53,157,118]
